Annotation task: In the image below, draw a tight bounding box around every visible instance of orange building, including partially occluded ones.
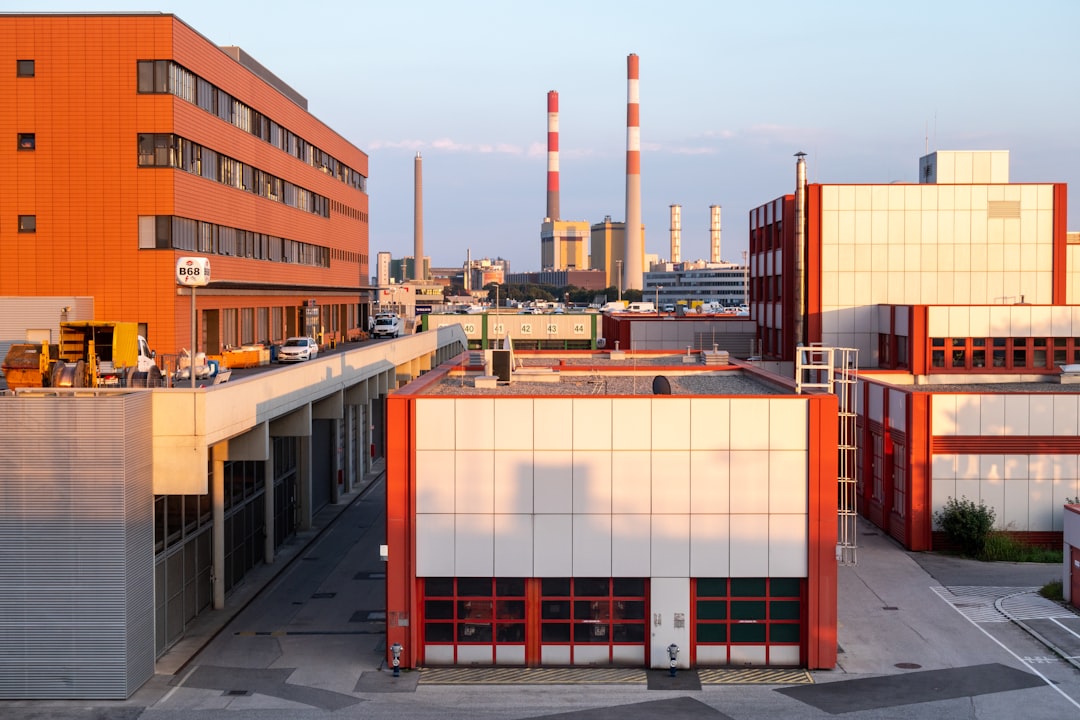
[1,12,370,356]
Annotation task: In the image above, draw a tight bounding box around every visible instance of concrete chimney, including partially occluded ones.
[547,90,560,222]
[709,205,721,263]
[669,204,681,264]
[624,53,643,290]
[794,152,808,348]
[413,152,423,281]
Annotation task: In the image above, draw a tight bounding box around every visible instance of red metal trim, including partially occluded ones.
[806,393,838,669]
[806,186,822,347]
[907,393,932,550]
[385,395,417,667]
[933,436,1080,453]
[1053,184,1069,305]
[910,306,928,376]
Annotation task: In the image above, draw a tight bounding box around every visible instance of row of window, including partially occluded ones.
[140,215,331,269]
[138,133,330,218]
[136,60,366,193]
[930,336,1080,371]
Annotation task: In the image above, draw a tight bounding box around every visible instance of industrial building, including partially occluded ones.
[385,352,841,671]
[750,150,1078,550]
[1,12,371,358]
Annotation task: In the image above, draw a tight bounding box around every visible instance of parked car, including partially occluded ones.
[277,336,319,362]
[371,313,403,338]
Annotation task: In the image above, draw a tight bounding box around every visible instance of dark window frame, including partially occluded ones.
[18,133,35,150]
[18,215,36,233]
[17,59,34,77]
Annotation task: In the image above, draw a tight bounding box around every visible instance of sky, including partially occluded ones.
[7,0,1080,273]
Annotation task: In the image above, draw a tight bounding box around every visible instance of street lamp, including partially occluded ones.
[655,284,663,314]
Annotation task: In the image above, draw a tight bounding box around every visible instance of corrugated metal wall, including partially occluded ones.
[0,392,155,699]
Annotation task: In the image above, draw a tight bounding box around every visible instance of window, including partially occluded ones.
[18,215,36,233]
[694,578,802,664]
[891,442,906,517]
[18,133,34,150]
[423,578,526,646]
[17,59,34,77]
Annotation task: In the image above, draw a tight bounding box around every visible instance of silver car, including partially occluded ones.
[278,337,319,362]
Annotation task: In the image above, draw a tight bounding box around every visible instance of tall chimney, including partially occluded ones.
[669,204,681,263]
[794,152,808,348]
[709,205,722,263]
[413,152,423,281]
[624,53,643,290]
[547,90,560,222]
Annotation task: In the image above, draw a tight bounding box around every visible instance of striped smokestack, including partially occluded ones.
[547,90,560,221]
[669,204,681,263]
[624,53,643,290]
[413,152,423,281]
[709,205,722,263]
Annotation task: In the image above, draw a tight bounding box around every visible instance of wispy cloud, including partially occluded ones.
[367,138,529,155]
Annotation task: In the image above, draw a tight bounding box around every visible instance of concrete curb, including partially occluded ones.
[995,590,1080,673]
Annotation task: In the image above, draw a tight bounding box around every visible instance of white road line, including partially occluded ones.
[933,585,1080,712]
[159,665,198,705]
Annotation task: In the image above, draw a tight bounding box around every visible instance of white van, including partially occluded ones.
[627,301,655,314]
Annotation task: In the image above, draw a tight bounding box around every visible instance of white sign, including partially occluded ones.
[176,256,211,287]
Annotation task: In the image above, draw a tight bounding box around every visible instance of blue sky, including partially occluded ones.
[8,0,1080,273]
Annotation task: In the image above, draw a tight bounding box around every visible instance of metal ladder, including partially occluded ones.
[795,345,859,565]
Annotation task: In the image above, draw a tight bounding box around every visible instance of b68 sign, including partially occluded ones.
[176,257,211,287]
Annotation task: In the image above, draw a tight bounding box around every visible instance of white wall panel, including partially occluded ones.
[652,451,691,514]
[969,306,990,337]
[612,646,645,666]
[1029,477,1054,531]
[496,646,526,666]
[988,306,1011,337]
[867,385,884,425]
[652,398,691,450]
[955,478,980,504]
[1003,396,1030,436]
[494,514,533,576]
[1055,479,1080,531]
[611,514,652,576]
[888,389,907,431]
[927,306,948,338]
[955,396,982,435]
[931,478,956,519]
[980,478,1005,530]
[573,451,612,513]
[980,395,1006,437]
[1002,479,1030,531]
[416,450,457,514]
[956,454,981,481]
[1053,396,1079,436]
[533,514,573,576]
[457,646,493,664]
[650,514,690,577]
[1051,306,1073,338]
[455,450,494,513]
[690,398,730,450]
[690,450,729,514]
[729,515,769,576]
[1011,305,1032,337]
[948,306,970,337]
[542,646,571,665]
[932,453,957,481]
[493,450,534,514]
[769,514,808,577]
[979,455,1005,481]
[1004,454,1029,480]
[534,399,574,450]
[455,513,494,576]
[689,515,730,577]
[494,398,534,450]
[416,514,455,576]
[573,399,612,450]
[1031,307,1053,337]
[456,398,495,450]
[648,578,691,669]
[612,398,652,451]
[573,514,612,576]
[611,452,652,513]
[770,451,808,514]
[1052,455,1079,482]
[1029,396,1054,435]
[416,399,455,450]
[729,451,770,513]
[534,451,573,513]
[769,399,807,450]
[730,398,770,450]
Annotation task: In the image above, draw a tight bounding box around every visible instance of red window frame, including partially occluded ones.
[421,577,526,661]
[540,578,648,664]
[691,578,803,666]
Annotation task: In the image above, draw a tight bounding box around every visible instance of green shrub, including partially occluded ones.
[980,531,1062,563]
[1040,580,1064,602]
[934,496,995,557]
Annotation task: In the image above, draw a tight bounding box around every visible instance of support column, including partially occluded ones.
[331,417,342,504]
[212,443,226,610]
[298,435,313,531]
[264,445,275,565]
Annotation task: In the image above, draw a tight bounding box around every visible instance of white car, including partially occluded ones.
[278,337,319,362]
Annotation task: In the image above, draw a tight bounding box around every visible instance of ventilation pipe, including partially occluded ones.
[624,53,643,290]
[669,204,681,263]
[546,91,560,222]
[413,152,423,281]
[794,152,807,348]
[709,205,722,264]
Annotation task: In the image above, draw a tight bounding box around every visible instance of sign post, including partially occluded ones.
[176,257,211,388]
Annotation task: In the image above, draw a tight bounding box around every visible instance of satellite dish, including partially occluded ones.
[652,375,672,395]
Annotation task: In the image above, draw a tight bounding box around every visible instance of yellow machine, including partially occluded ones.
[1,322,161,388]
